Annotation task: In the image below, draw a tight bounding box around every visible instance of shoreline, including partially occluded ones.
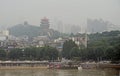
[0,61,120,70]
[0,66,48,70]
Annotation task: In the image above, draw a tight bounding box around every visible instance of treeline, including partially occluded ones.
[0,46,59,61]
[62,31,120,62]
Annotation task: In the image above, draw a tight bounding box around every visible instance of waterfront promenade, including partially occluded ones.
[0,61,48,69]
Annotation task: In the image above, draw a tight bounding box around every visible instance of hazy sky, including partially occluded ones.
[0,0,120,28]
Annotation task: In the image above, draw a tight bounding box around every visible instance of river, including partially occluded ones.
[0,69,119,76]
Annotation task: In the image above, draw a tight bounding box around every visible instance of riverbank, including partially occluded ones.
[0,66,48,70]
[0,61,120,70]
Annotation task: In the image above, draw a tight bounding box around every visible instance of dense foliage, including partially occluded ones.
[62,31,120,62]
[0,46,59,61]
[62,40,78,59]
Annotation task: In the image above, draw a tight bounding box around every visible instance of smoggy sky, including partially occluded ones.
[0,0,120,28]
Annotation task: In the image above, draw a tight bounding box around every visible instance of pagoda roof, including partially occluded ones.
[41,17,49,21]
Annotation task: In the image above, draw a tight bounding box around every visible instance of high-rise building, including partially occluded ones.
[87,19,107,33]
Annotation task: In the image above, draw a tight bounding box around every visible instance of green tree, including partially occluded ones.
[43,46,58,61]
[24,47,36,60]
[105,47,114,61]
[8,48,23,60]
[0,49,6,60]
[112,43,120,61]
[35,46,59,61]
[62,40,78,59]
[70,47,80,60]
[36,47,44,60]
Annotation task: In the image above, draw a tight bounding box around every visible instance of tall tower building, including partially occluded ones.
[39,17,53,37]
[40,17,50,29]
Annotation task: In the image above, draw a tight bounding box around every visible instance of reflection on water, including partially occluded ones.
[0,69,119,76]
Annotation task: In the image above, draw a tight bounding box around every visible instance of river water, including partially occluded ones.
[0,69,119,76]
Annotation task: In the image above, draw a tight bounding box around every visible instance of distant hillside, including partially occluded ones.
[9,23,41,37]
[9,23,61,38]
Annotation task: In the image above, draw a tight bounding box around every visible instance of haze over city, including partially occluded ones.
[0,0,120,75]
[0,0,120,30]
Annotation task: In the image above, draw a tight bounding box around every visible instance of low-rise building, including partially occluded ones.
[32,36,50,47]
